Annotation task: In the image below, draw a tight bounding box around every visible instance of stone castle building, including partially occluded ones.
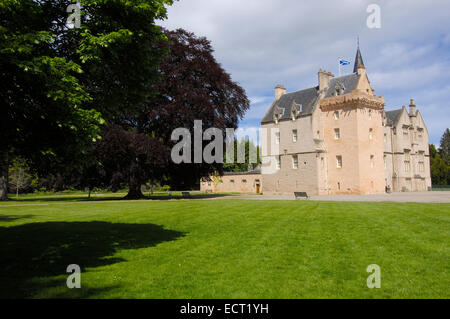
[201,45,431,195]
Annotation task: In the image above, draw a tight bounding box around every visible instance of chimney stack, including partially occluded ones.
[275,85,286,100]
[318,69,334,92]
[409,99,417,116]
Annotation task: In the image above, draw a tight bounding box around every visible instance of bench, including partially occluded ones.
[294,192,309,200]
[182,192,191,197]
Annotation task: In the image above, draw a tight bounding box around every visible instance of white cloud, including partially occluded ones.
[159,0,450,144]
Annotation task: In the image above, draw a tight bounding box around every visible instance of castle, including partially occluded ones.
[201,45,431,195]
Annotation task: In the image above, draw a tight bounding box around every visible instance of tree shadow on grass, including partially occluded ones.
[0,214,34,222]
[0,222,185,298]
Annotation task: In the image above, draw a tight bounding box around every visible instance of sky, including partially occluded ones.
[159,0,450,146]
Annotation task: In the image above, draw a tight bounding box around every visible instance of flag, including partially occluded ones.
[339,59,351,66]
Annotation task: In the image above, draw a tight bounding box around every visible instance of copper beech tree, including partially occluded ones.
[96,29,250,197]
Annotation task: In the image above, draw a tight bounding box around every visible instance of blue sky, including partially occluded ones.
[159,0,450,146]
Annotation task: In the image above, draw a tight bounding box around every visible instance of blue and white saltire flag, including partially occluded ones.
[339,59,351,76]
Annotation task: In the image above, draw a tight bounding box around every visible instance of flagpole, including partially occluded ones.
[338,58,341,77]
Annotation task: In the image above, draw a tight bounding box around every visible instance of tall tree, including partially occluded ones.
[0,0,173,200]
[438,128,450,165]
[95,29,250,194]
[430,144,449,186]
[223,139,261,173]
[146,29,250,190]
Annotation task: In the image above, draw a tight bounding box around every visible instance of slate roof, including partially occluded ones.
[261,86,319,123]
[324,73,359,98]
[261,73,359,124]
[385,109,403,126]
[353,46,365,73]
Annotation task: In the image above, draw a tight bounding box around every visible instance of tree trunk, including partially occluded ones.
[125,183,145,199]
[0,153,9,201]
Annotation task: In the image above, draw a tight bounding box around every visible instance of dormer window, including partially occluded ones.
[273,106,285,124]
[334,81,345,96]
[291,101,302,120]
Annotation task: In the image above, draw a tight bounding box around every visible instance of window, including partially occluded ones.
[404,161,411,172]
[336,156,343,168]
[275,132,280,144]
[276,156,281,170]
[419,151,425,162]
[370,155,374,168]
[369,110,372,120]
[404,151,411,172]
[405,150,411,161]
[208,181,211,186]
[230,180,235,184]
[384,133,387,143]
[369,128,373,140]
[334,111,340,120]
[293,155,299,169]
[292,129,298,142]
[403,128,409,139]
[334,128,340,140]
[321,157,325,168]
[419,162,425,172]
[384,155,387,169]
[242,179,247,185]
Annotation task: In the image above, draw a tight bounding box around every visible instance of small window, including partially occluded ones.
[276,156,281,170]
[404,150,411,161]
[242,179,247,185]
[208,181,212,186]
[336,156,343,168]
[275,132,280,144]
[384,155,387,169]
[293,155,299,169]
[369,110,372,120]
[370,155,374,168]
[404,161,411,172]
[292,130,298,142]
[419,152,425,162]
[334,128,340,140]
[334,111,340,120]
[369,128,373,140]
[403,129,409,139]
[321,157,325,168]
[230,180,235,184]
[419,162,425,172]
[384,133,387,143]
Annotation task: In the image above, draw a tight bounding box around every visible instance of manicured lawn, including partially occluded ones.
[0,198,448,298]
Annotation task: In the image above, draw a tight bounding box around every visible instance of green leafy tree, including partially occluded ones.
[223,138,261,173]
[0,0,173,200]
[430,144,449,186]
[8,158,37,199]
[438,128,450,165]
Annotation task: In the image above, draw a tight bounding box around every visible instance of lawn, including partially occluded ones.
[0,198,448,299]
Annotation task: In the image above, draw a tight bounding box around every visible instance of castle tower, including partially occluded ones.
[319,43,386,194]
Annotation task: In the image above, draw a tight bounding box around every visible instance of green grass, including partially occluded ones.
[0,198,448,299]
